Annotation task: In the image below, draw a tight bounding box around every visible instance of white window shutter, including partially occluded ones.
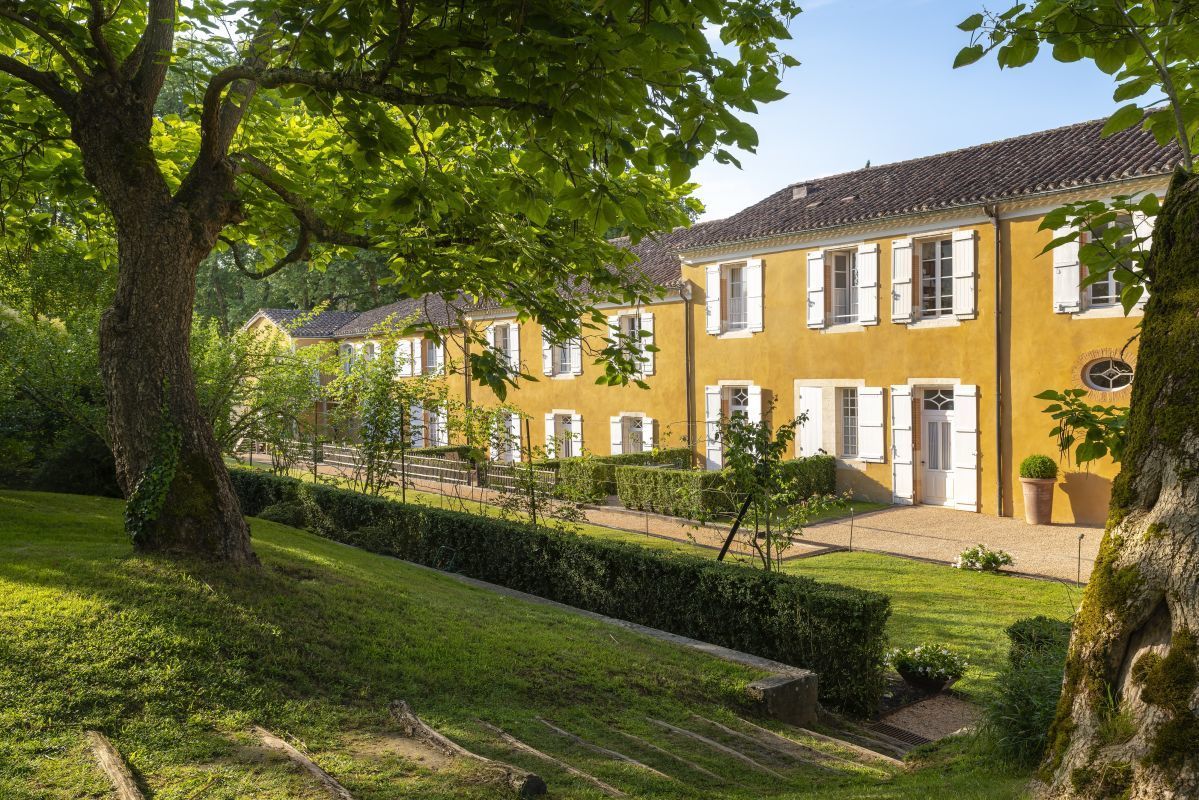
[544,413,556,457]
[952,230,977,319]
[705,265,722,334]
[806,251,825,329]
[953,384,980,512]
[395,340,413,376]
[541,331,553,376]
[610,416,623,455]
[509,413,523,461]
[606,313,621,343]
[747,385,763,424]
[640,312,655,375]
[1052,225,1083,313]
[642,417,655,452]
[859,386,885,463]
[433,407,448,446]
[891,239,913,323]
[704,386,723,469]
[509,323,521,369]
[570,338,582,375]
[797,386,823,457]
[857,243,880,325]
[890,385,913,504]
[410,402,425,448]
[437,342,446,372]
[410,338,422,374]
[484,324,496,355]
[746,258,764,332]
[570,413,583,453]
[1132,211,1155,310]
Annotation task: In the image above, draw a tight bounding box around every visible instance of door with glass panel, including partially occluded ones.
[920,389,955,506]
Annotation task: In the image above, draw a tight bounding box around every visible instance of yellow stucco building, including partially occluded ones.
[247,119,1179,525]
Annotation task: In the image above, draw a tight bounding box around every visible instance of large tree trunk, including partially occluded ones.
[1043,168,1199,798]
[74,83,256,565]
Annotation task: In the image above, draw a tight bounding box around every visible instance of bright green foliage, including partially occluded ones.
[553,448,693,502]
[227,466,891,715]
[1019,454,1059,480]
[616,465,735,518]
[0,0,801,395]
[954,544,1015,573]
[1035,388,1129,465]
[886,644,969,683]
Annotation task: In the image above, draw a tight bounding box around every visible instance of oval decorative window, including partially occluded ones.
[1084,358,1134,391]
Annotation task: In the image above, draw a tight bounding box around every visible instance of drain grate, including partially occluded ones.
[865,722,931,748]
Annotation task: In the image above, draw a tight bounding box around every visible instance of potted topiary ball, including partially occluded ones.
[1019,455,1058,525]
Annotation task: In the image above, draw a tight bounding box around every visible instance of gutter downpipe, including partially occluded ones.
[681,280,697,468]
[985,204,1004,517]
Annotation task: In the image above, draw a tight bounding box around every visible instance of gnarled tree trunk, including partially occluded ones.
[1043,168,1199,798]
[74,82,256,565]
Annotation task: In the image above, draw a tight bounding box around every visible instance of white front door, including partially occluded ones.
[920,389,955,507]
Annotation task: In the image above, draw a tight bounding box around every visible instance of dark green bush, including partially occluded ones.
[981,615,1071,766]
[256,501,307,527]
[779,454,837,498]
[228,467,890,715]
[615,466,733,518]
[31,431,120,498]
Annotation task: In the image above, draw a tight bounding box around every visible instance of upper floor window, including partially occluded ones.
[339,343,355,374]
[706,259,763,335]
[1085,214,1134,309]
[554,343,572,375]
[541,328,581,378]
[362,342,378,362]
[919,238,954,317]
[838,387,858,458]
[423,339,443,374]
[830,250,859,324]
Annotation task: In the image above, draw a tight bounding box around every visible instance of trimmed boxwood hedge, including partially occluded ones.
[230,467,889,715]
[553,447,694,503]
[779,454,837,498]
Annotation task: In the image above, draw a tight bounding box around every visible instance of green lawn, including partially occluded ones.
[0,490,1032,799]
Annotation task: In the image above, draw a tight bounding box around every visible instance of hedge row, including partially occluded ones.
[230,467,890,715]
[552,448,693,503]
[614,466,733,518]
[779,454,837,499]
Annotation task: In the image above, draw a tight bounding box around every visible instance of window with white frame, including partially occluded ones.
[554,343,572,375]
[494,411,521,461]
[623,416,644,454]
[339,343,355,374]
[830,250,859,324]
[724,263,748,330]
[1085,215,1134,308]
[555,413,576,457]
[362,342,378,362]
[838,387,858,458]
[919,238,954,317]
[541,330,580,377]
[493,324,511,359]
[726,385,750,421]
[423,339,443,374]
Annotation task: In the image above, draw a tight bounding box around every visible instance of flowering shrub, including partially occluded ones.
[887,644,969,684]
[955,543,1015,572]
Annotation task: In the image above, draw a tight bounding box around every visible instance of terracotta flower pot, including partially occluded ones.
[1021,477,1056,525]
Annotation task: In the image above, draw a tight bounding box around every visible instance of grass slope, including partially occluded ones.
[1,490,1028,799]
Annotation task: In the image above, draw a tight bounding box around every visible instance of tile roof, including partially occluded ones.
[331,292,470,336]
[608,220,720,286]
[258,308,362,337]
[679,117,1181,251]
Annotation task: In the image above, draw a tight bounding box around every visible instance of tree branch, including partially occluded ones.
[86,0,121,77]
[0,54,76,113]
[129,0,176,103]
[230,153,374,249]
[219,232,311,280]
[0,6,89,81]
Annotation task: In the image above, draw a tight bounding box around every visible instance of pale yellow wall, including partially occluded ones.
[468,301,692,456]
[1004,213,1136,525]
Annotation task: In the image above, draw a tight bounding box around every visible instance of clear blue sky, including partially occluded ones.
[692,0,1122,221]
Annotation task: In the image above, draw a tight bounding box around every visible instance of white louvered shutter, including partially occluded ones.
[953,384,980,512]
[508,323,521,370]
[704,386,723,469]
[607,313,621,344]
[610,416,623,455]
[570,413,583,453]
[806,251,825,329]
[395,340,413,376]
[891,239,913,323]
[410,402,425,448]
[747,385,763,424]
[797,386,823,457]
[508,413,522,461]
[1052,225,1083,313]
[641,417,655,452]
[746,258,764,332]
[705,264,722,334]
[1132,211,1155,310]
[437,342,446,373]
[952,230,977,318]
[433,407,448,446]
[484,325,496,370]
[541,331,553,375]
[857,243,880,325]
[640,312,655,375]
[570,338,582,375]
[544,413,556,457]
[410,338,422,375]
[890,385,913,504]
[859,386,885,463]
